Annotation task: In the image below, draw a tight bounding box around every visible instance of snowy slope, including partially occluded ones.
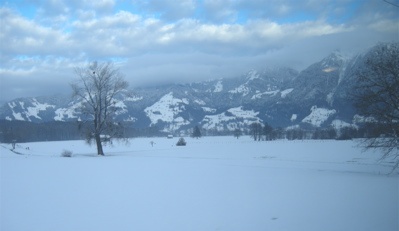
[302,106,336,127]
[5,98,56,121]
[144,92,190,132]
[201,106,261,131]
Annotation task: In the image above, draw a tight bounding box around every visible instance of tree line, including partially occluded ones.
[0,119,393,145]
[242,122,394,141]
[0,120,83,143]
[0,120,163,144]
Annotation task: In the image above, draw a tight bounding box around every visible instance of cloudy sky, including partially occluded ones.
[0,0,398,102]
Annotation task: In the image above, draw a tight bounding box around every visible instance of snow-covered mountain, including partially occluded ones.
[1,43,397,133]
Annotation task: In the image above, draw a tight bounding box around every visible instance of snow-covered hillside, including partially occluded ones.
[1,137,398,231]
[202,106,261,131]
[144,92,191,132]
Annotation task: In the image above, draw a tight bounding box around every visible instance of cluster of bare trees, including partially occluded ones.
[246,122,397,142]
[248,123,338,141]
[248,122,289,141]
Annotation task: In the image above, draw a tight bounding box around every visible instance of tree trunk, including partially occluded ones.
[95,134,104,155]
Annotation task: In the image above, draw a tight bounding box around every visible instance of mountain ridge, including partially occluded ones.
[1,43,397,134]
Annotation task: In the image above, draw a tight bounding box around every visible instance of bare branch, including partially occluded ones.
[383,0,399,8]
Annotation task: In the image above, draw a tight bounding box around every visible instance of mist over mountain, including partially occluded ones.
[1,43,397,134]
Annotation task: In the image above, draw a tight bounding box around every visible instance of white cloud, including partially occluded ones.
[0,8,72,56]
[368,19,399,32]
[0,3,394,59]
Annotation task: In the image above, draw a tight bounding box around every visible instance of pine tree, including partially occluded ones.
[192,125,202,139]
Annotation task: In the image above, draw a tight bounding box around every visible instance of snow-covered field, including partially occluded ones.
[1,136,398,231]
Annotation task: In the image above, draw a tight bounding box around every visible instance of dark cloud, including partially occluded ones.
[121,24,398,89]
[0,64,74,101]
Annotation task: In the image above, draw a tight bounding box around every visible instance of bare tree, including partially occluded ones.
[71,61,129,155]
[233,128,242,139]
[263,122,273,141]
[353,43,399,169]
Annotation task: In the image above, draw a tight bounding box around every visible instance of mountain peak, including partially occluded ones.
[320,50,347,67]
